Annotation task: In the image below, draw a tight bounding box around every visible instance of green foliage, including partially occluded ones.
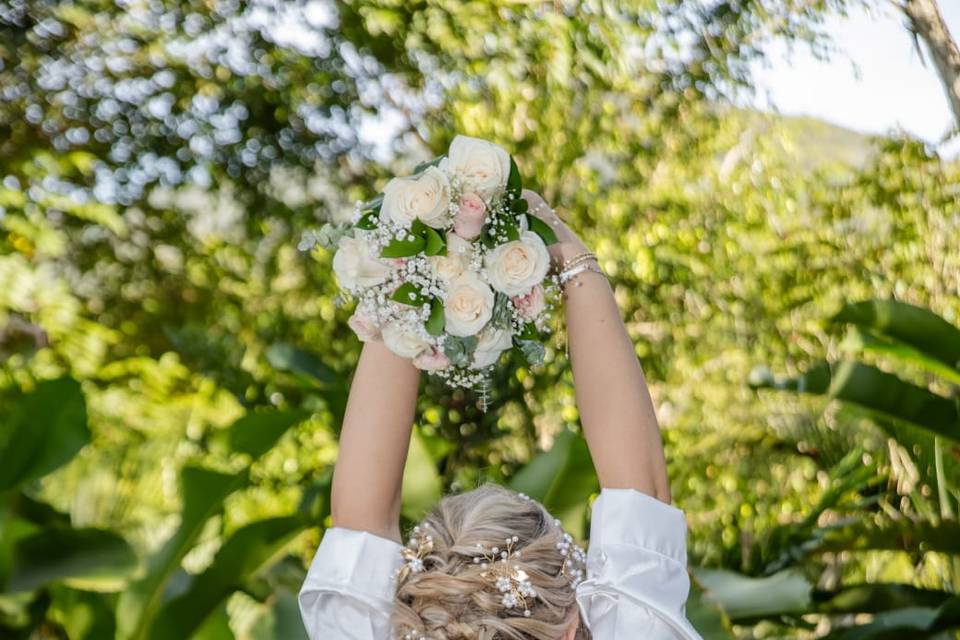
[731,300,960,637]
[0,378,88,491]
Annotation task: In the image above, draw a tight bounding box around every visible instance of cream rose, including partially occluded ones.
[453,191,487,240]
[347,312,380,342]
[381,166,451,229]
[413,347,451,371]
[511,284,545,319]
[483,231,551,296]
[443,135,511,200]
[429,233,472,282]
[444,272,495,337]
[382,321,430,359]
[472,326,513,368]
[332,236,392,290]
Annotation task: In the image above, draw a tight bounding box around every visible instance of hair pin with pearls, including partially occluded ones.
[397,525,434,584]
[474,536,538,617]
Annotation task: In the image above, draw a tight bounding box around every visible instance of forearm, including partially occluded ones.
[562,247,671,502]
[330,340,420,542]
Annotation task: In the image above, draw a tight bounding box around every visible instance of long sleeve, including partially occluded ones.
[575,488,703,639]
[298,527,404,640]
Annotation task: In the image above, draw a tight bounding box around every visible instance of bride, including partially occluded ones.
[298,191,703,639]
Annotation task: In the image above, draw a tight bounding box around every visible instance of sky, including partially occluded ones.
[749,2,960,151]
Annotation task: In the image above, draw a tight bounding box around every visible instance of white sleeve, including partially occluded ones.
[298,527,403,640]
[575,488,703,640]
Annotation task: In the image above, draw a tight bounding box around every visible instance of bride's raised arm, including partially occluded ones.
[525,190,672,503]
[329,340,420,542]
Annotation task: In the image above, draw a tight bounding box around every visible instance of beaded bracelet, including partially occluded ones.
[557,251,597,273]
[559,251,597,271]
[558,260,603,288]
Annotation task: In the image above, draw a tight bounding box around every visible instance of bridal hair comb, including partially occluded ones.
[397,525,434,584]
[473,536,539,617]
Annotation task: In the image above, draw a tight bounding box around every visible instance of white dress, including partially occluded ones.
[299,488,703,639]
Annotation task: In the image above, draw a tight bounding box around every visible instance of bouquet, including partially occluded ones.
[304,136,559,399]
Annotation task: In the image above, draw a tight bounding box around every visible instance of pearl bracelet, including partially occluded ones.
[556,251,597,273]
[558,260,603,288]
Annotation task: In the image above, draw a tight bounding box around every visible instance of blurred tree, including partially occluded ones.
[1,0,959,638]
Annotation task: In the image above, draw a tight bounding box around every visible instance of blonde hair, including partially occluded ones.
[392,484,590,640]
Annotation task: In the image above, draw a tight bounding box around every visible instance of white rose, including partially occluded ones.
[443,135,511,200]
[429,233,472,282]
[332,236,392,290]
[347,312,380,342]
[381,166,451,229]
[382,321,430,359]
[444,272,495,337]
[483,231,550,296]
[472,326,513,368]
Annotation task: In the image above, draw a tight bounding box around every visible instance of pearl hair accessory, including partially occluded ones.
[473,536,538,617]
[396,525,434,584]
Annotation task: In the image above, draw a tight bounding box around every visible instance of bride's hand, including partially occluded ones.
[521,189,590,269]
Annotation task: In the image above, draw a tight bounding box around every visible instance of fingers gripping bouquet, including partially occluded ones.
[310,136,559,399]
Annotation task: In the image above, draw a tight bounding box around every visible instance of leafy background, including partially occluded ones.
[1,0,959,638]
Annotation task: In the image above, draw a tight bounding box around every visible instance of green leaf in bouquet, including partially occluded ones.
[423,226,447,256]
[355,211,379,230]
[361,194,384,213]
[444,335,478,368]
[516,339,545,366]
[525,213,559,245]
[479,224,497,250]
[382,234,426,258]
[506,157,522,197]
[492,293,512,329]
[503,218,521,242]
[426,299,445,336]
[519,322,540,340]
[413,157,444,175]
[511,197,529,214]
[391,282,429,307]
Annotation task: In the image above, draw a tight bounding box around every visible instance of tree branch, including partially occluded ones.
[903,0,960,129]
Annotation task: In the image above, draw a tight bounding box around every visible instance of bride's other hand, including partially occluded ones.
[521,189,589,268]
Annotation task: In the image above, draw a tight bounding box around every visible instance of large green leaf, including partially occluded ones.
[150,516,305,640]
[191,604,234,640]
[0,378,88,491]
[247,587,309,640]
[7,527,137,593]
[116,466,248,640]
[694,568,812,622]
[841,327,960,385]
[509,430,599,539]
[820,607,940,640]
[401,426,442,521]
[265,343,339,387]
[221,410,308,460]
[819,596,960,640]
[686,581,735,640]
[753,360,959,442]
[814,583,954,614]
[48,586,117,640]
[814,518,960,555]
[833,300,960,379]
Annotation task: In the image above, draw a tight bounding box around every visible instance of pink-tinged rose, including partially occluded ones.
[512,284,545,319]
[347,312,380,342]
[453,192,487,240]
[413,347,451,371]
[387,257,408,269]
